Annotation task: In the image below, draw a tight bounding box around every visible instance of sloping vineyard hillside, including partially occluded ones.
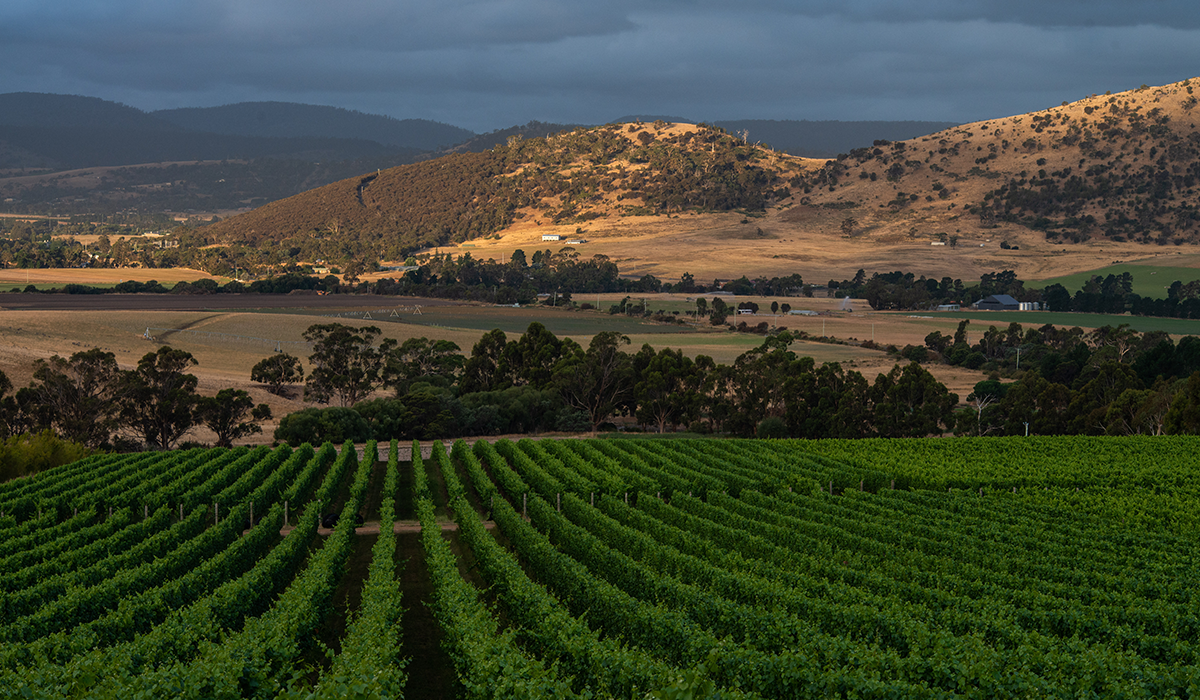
[1,436,1198,697]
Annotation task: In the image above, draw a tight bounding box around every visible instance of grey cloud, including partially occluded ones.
[0,0,1197,133]
[653,0,1200,30]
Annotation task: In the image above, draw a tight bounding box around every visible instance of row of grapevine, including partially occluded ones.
[414,440,580,698]
[0,443,347,691]
[105,442,375,697]
[447,437,1200,697]
[300,440,407,698]
[434,441,755,699]
[4,433,1200,697]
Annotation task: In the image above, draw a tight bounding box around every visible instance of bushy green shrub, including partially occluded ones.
[756,416,788,439]
[0,430,93,482]
[274,407,371,447]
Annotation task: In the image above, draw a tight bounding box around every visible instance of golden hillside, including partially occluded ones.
[195,80,1200,282]
[192,122,813,268]
[795,78,1200,246]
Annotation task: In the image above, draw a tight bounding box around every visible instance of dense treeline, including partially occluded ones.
[274,321,960,444]
[0,250,652,301]
[919,319,1200,435]
[275,319,1200,444]
[828,266,1200,319]
[0,347,271,453]
[830,269,1032,309]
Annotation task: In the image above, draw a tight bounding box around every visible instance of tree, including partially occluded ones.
[783,359,871,438]
[710,297,728,325]
[998,370,1072,436]
[635,347,701,433]
[960,379,1006,436]
[0,369,15,438]
[1088,324,1139,363]
[924,331,952,355]
[725,332,798,436]
[198,389,272,447]
[250,352,304,397]
[869,363,958,437]
[1065,361,1142,434]
[25,348,123,447]
[1104,386,1171,436]
[1165,372,1200,434]
[841,216,858,236]
[554,331,632,431]
[1040,283,1071,312]
[303,323,395,407]
[506,322,575,390]
[119,347,201,450]
[385,337,464,394]
[460,329,513,394]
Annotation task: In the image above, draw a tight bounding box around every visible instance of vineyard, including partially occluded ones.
[1,436,1199,698]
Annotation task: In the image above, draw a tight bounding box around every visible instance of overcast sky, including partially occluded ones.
[2,0,1196,133]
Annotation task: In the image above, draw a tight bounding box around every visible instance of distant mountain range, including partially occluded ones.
[153,102,474,152]
[0,93,432,170]
[0,92,959,215]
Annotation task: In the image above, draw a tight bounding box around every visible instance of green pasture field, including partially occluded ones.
[1032,260,1200,296]
[928,310,1200,336]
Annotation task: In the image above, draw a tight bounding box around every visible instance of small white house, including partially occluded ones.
[541,234,562,242]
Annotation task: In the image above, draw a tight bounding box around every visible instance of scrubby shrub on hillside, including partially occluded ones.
[0,430,93,482]
[901,344,929,363]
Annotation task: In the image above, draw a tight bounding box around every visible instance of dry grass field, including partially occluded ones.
[437,210,1200,287]
[0,290,1140,447]
[0,267,221,288]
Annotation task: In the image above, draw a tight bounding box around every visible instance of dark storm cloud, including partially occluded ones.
[717,0,1200,29]
[0,0,1196,132]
